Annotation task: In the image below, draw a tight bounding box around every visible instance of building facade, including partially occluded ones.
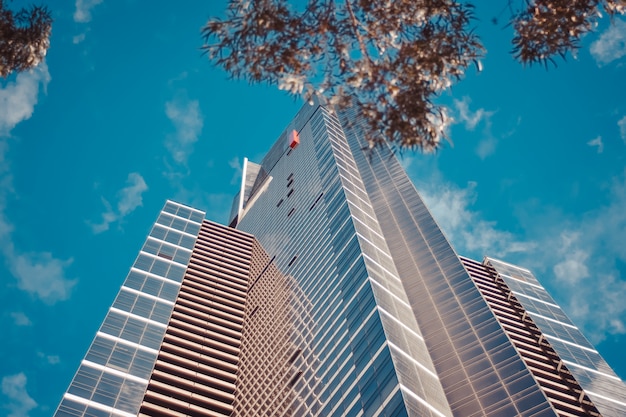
[55,201,204,416]
[55,101,626,417]
[461,256,626,416]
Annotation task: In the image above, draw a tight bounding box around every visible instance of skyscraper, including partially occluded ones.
[55,100,626,417]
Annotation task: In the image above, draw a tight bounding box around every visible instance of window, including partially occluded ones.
[288,370,303,387]
[309,192,324,211]
[288,349,302,364]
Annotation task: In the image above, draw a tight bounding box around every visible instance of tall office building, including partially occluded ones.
[55,100,626,417]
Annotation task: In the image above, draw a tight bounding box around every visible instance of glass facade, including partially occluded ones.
[233,99,554,416]
[335,105,557,416]
[54,99,626,417]
[234,103,433,416]
[54,201,204,417]
[233,98,626,416]
[485,257,626,417]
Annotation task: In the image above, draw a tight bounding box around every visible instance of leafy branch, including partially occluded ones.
[203,0,624,151]
[0,0,52,78]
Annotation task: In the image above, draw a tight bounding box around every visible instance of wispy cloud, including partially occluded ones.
[1,373,37,417]
[9,312,32,327]
[552,232,589,284]
[0,223,76,306]
[0,61,50,137]
[89,172,148,234]
[74,0,103,23]
[46,355,60,365]
[453,96,494,131]
[229,156,242,185]
[2,167,76,304]
[0,91,75,305]
[544,170,626,341]
[118,173,148,216]
[167,158,243,225]
[452,96,498,159]
[590,19,626,66]
[9,252,76,304]
[413,168,626,344]
[618,115,626,142]
[164,94,203,165]
[549,228,626,342]
[475,135,497,160]
[419,181,536,258]
[36,352,60,365]
[72,33,87,44]
[173,187,233,225]
[587,135,604,153]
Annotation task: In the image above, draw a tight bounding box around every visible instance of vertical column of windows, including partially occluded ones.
[55,201,204,417]
[322,107,451,417]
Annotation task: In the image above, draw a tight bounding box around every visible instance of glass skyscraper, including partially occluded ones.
[55,100,626,416]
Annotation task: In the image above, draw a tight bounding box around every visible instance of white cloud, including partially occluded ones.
[587,135,604,153]
[453,96,494,131]
[47,355,60,365]
[90,172,148,234]
[74,0,103,23]
[118,173,148,216]
[9,252,77,304]
[411,167,626,344]
[89,200,116,234]
[529,172,626,342]
[618,115,626,142]
[173,188,232,225]
[452,96,498,159]
[9,312,32,327]
[397,155,415,172]
[229,156,242,185]
[0,168,13,239]
[476,136,497,159]
[36,352,60,365]
[1,373,37,417]
[548,228,626,343]
[0,238,75,307]
[590,19,626,66]
[1,139,75,305]
[419,181,536,258]
[553,232,590,284]
[165,95,203,165]
[73,33,87,44]
[0,61,50,136]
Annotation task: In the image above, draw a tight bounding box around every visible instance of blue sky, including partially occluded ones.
[1,1,625,415]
